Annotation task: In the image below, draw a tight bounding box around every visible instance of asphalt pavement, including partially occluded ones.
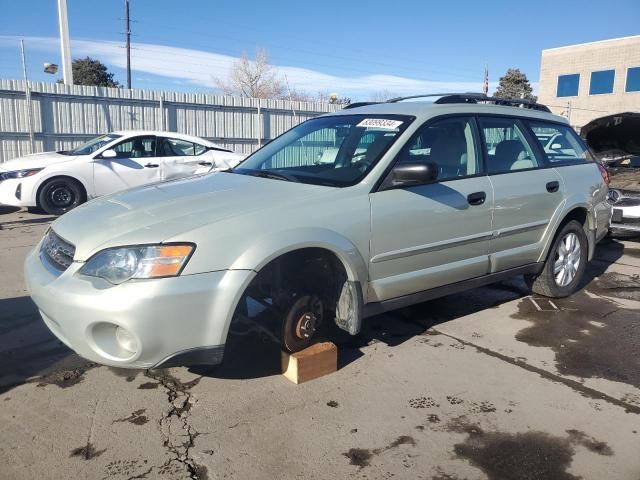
[1,206,639,480]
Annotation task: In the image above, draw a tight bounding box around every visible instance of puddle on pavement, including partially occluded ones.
[113,409,149,426]
[35,363,96,389]
[438,416,613,480]
[513,286,640,388]
[69,442,106,460]
[343,435,416,468]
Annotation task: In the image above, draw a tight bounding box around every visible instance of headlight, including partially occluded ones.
[0,168,44,181]
[79,244,195,284]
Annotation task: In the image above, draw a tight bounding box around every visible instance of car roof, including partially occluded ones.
[109,130,222,148]
[323,101,569,124]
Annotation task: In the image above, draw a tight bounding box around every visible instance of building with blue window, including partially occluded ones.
[538,36,640,129]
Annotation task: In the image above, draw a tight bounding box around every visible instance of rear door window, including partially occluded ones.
[527,122,593,164]
[157,138,196,156]
[478,117,539,174]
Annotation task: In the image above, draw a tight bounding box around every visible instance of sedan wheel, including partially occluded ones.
[38,178,85,215]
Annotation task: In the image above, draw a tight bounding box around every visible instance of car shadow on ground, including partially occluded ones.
[0,206,21,215]
[191,240,627,381]
[0,296,89,395]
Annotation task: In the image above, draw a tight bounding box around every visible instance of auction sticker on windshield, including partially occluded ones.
[357,119,403,129]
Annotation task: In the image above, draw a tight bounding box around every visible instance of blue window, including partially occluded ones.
[589,70,615,95]
[557,74,580,97]
[626,67,640,92]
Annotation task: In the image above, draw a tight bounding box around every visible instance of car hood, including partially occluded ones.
[0,151,79,171]
[582,112,640,158]
[51,172,334,261]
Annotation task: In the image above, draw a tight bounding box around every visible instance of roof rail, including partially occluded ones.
[386,92,480,103]
[342,101,380,109]
[385,92,551,113]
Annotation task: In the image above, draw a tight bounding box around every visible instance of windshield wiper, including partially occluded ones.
[239,169,299,182]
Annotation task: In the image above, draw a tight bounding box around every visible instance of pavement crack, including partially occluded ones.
[432,329,640,415]
[143,369,207,479]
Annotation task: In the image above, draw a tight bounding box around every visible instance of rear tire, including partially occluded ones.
[524,220,588,298]
[37,178,85,215]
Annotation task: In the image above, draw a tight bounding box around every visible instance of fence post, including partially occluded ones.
[257,102,262,149]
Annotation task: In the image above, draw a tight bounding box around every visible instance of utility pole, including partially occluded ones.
[125,0,131,89]
[57,0,73,85]
[20,40,35,153]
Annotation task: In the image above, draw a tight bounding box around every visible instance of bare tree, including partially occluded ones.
[216,48,285,99]
[368,89,399,102]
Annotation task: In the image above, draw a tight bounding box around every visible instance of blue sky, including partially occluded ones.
[0,0,638,100]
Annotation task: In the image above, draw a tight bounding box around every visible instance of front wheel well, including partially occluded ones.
[244,248,348,311]
[36,175,87,207]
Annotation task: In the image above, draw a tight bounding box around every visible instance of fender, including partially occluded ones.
[228,227,370,300]
[537,195,595,263]
[32,170,92,201]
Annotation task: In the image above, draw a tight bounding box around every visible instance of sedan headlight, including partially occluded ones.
[0,168,44,181]
[79,244,195,284]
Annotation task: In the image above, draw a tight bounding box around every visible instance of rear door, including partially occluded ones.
[369,116,493,301]
[156,137,210,180]
[477,116,563,272]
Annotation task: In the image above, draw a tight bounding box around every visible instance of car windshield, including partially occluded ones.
[61,134,122,155]
[232,114,413,187]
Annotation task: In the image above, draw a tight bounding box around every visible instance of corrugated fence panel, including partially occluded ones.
[0,79,339,162]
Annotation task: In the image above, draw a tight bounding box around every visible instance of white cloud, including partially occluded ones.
[0,35,490,98]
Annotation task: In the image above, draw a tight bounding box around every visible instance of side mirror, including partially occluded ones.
[551,143,562,149]
[382,162,438,190]
[100,149,117,159]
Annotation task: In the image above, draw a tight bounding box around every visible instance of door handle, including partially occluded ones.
[198,161,213,166]
[467,191,486,206]
[144,163,159,168]
[546,181,560,193]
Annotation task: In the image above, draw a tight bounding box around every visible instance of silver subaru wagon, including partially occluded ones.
[25,94,611,369]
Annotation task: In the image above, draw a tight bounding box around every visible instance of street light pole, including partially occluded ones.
[20,40,35,153]
[57,0,73,85]
[125,0,131,89]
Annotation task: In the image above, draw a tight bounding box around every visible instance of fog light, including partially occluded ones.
[115,326,138,354]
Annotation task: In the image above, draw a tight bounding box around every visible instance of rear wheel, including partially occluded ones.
[37,178,85,215]
[525,220,588,298]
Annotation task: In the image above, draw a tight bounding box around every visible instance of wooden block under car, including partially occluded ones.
[281,342,338,384]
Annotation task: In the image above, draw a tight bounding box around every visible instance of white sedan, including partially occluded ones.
[0,131,245,214]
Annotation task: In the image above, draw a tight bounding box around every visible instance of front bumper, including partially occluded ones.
[609,192,640,233]
[0,178,30,207]
[24,246,255,369]
[610,208,640,232]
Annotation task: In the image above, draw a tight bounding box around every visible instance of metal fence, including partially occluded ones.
[0,79,340,163]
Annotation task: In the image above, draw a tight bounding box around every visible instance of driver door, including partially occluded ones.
[93,135,161,196]
[368,116,493,301]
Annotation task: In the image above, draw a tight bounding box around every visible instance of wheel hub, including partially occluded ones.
[553,232,581,287]
[295,312,317,339]
[50,186,73,207]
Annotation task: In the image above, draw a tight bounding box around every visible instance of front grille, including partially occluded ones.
[41,229,75,271]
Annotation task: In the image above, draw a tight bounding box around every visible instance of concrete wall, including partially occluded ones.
[538,36,640,130]
[0,79,340,163]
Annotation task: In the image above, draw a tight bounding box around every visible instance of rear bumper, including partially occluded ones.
[24,245,255,369]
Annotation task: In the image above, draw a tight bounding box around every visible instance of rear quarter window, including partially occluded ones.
[527,121,593,164]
